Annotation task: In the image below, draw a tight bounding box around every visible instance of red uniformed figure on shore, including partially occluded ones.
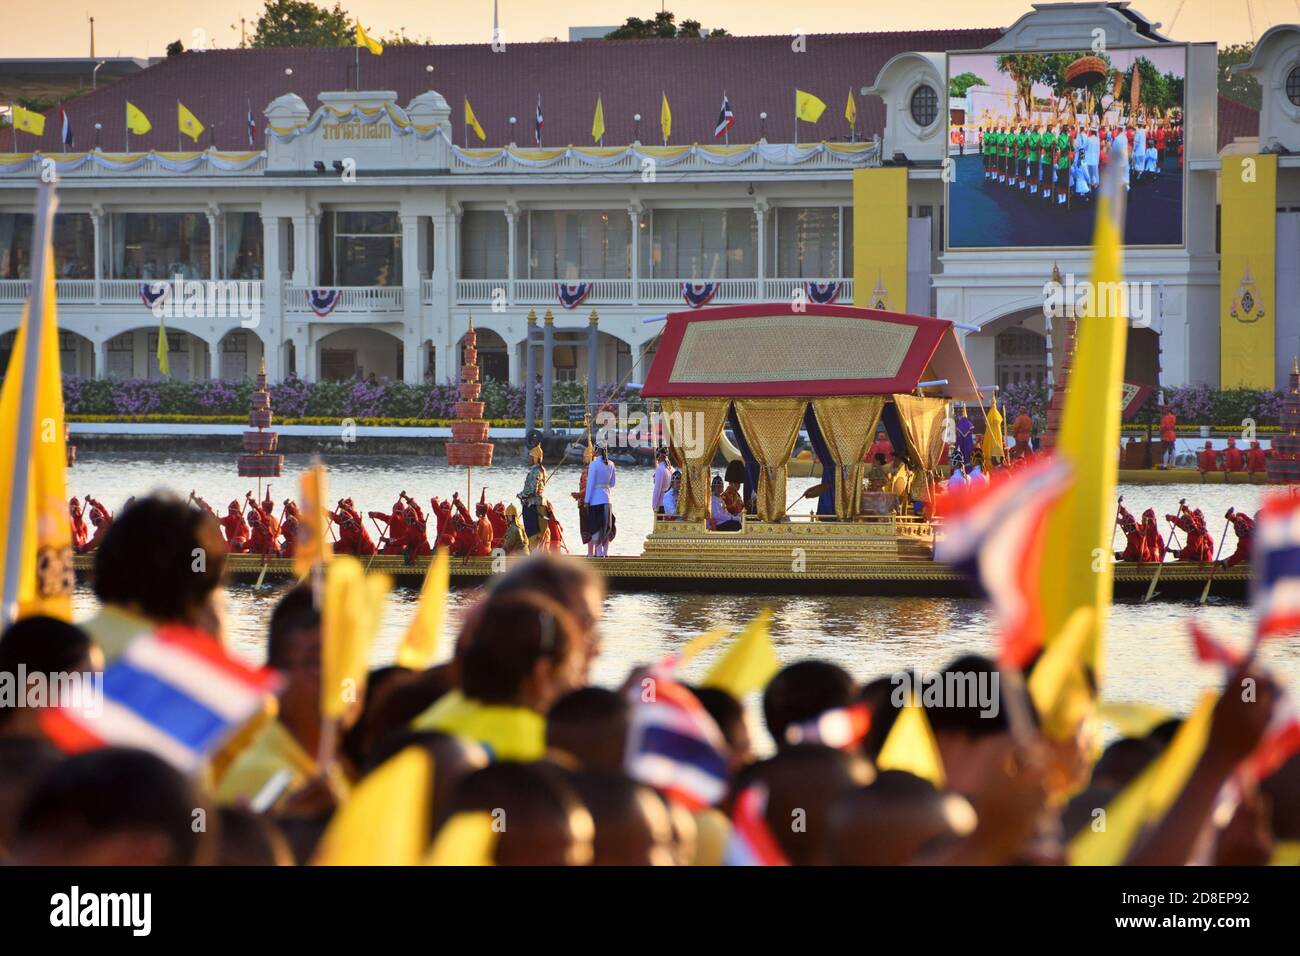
[1247,441,1268,478]
[1167,503,1214,561]
[219,499,250,552]
[1223,508,1254,567]
[280,500,300,558]
[69,497,88,551]
[1196,442,1218,476]
[1140,508,1165,562]
[1222,437,1244,473]
[1114,502,1144,561]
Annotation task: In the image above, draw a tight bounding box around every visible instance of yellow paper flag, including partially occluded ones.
[592,95,606,144]
[1036,146,1129,676]
[320,556,391,721]
[314,745,432,865]
[982,396,1005,463]
[675,626,732,671]
[354,20,383,56]
[701,609,779,697]
[11,104,45,136]
[1027,607,1095,742]
[0,184,73,623]
[660,92,672,144]
[1096,700,1172,738]
[425,811,498,866]
[294,461,332,578]
[1068,691,1214,866]
[464,98,486,142]
[845,88,857,128]
[155,318,171,378]
[875,699,947,788]
[177,101,205,143]
[795,89,827,124]
[395,548,449,669]
[126,101,152,135]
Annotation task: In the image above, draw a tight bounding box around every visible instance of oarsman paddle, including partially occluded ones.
[777,482,830,521]
[1111,495,1124,555]
[1143,519,1183,603]
[1198,513,1234,604]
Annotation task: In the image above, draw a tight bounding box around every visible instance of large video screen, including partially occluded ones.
[945,46,1186,249]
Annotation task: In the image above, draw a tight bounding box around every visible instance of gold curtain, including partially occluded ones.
[811,396,884,519]
[733,399,809,521]
[661,398,731,522]
[892,394,951,472]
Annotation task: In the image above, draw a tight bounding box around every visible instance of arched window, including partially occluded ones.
[910,84,938,127]
[1288,66,1300,107]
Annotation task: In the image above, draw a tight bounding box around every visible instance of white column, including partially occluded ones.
[91,206,103,304]
[505,202,518,306]
[291,214,310,286]
[755,200,768,297]
[400,211,422,384]
[629,202,641,305]
[206,206,220,280]
[95,338,110,380]
[260,214,284,382]
[305,207,320,285]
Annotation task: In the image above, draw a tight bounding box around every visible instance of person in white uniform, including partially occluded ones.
[583,444,617,557]
[651,446,672,515]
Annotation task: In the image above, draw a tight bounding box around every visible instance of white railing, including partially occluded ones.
[450,277,853,308]
[514,279,634,305]
[764,278,855,303]
[0,278,97,304]
[283,285,404,314]
[639,278,763,305]
[454,280,501,305]
[448,141,881,174]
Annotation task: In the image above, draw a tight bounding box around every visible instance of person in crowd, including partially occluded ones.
[1222,437,1245,474]
[369,498,406,553]
[865,453,889,493]
[1011,405,1033,457]
[546,687,628,773]
[0,616,101,740]
[79,497,114,554]
[1247,440,1268,479]
[955,404,976,466]
[825,771,977,865]
[82,494,228,661]
[708,475,742,532]
[219,499,250,552]
[763,660,857,752]
[0,736,62,862]
[1197,441,1219,477]
[519,443,550,550]
[1140,507,1166,562]
[279,499,301,558]
[487,554,605,684]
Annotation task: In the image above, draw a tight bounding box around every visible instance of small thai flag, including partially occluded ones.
[1253,492,1300,640]
[41,626,280,774]
[625,675,728,809]
[784,702,872,750]
[723,784,788,865]
[534,94,543,146]
[935,457,1073,669]
[247,101,257,147]
[60,106,72,149]
[714,93,734,139]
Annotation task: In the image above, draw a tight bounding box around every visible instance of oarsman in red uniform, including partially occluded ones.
[1140,508,1165,562]
[1222,437,1244,474]
[258,488,281,543]
[218,499,250,552]
[448,511,476,557]
[189,492,217,519]
[1247,440,1268,479]
[477,490,506,549]
[1222,508,1254,567]
[68,497,88,551]
[246,508,278,557]
[1196,441,1218,477]
[1114,502,1145,562]
[369,500,407,554]
[77,498,113,554]
[1167,504,1214,561]
[400,508,432,559]
[430,497,455,550]
[545,500,566,553]
[329,510,376,556]
[280,500,301,557]
[472,509,495,557]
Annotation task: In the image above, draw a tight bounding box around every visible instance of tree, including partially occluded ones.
[948,71,987,99]
[166,40,185,57]
[605,10,728,39]
[251,0,352,48]
[1219,42,1261,110]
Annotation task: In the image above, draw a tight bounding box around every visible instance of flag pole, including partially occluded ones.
[794,90,798,147]
[723,89,729,146]
[1,181,56,625]
[177,100,181,152]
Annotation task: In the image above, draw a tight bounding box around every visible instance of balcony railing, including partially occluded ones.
[451,278,853,308]
[283,285,404,314]
[0,279,268,307]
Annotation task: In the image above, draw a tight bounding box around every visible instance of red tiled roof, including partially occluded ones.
[3,30,1004,152]
[1216,93,1260,151]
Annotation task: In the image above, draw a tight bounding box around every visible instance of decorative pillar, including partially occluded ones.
[95,338,110,381]
[291,214,310,286]
[628,202,641,305]
[260,214,283,382]
[542,309,555,438]
[91,206,103,304]
[505,202,518,305]
[400,211,422,383]
[755,199,768,297]
[206,205,220,280]
[305,207,320,285]
[587,308,600,406]
[523,309,538,437]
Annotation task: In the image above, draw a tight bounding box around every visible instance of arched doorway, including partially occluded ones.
[99,327,210,380]
[316,327,402,381]
[460,328,507,382]
[218,329,266,380]
[0,328,95,378]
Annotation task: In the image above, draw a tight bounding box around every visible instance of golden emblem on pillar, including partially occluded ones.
[1228,265,1265,324]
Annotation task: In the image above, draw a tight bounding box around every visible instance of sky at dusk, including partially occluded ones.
[0,0,1288,60]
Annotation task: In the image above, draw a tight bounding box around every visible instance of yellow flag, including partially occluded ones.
[395,548,449,669]
[126,101,152,135]
[156,318,170,378]
[177,101,204,143]
[592,95,606,144]
[464,98,486,142]
[11,105,45,136]
[0,185,72,623]
[321,555,391,721]
[1096,700,1172,738]
[701,609,779,697]
[1069,691,1214,865]
[1036,148,1129,675]
[354,20,383,56]
[675,625,732,670]
[293,461,332,578]
[876,699,946,788]
[1027,607,1094,742]
[845,88,857,127]
[795,89,827,124]
[660,92,672,144]
[314,745,432,865]
[425,811,498,866]
[982,397,1005,462]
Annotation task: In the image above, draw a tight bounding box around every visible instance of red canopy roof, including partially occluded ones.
[641,303,979,399]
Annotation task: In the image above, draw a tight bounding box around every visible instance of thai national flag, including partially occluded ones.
[784,702,872,750]
[534,94,543,146]
[41,626,280,774]
[1253,492,1300,640]
[59,106,72,148]
[625,674,728,809]
[934,457,1073,669]
[714,93,734,139]
[723,784,788,865]
[247,102,257,147]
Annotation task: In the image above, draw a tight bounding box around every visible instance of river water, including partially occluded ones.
[67,451,1300,734]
